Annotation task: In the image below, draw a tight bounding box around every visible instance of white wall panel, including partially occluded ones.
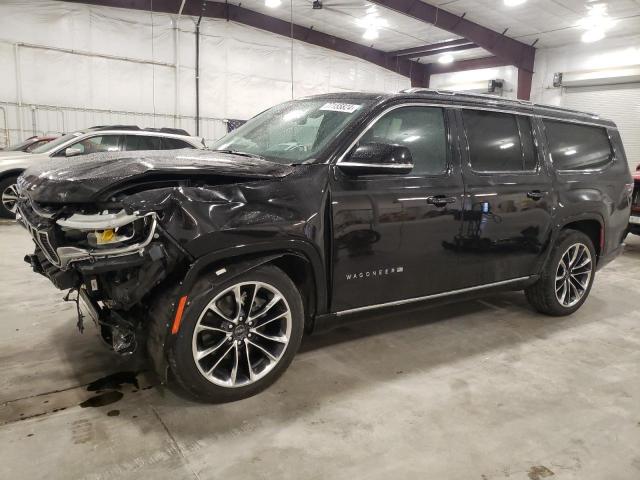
[531,35,640,106]
[0,0,409,147]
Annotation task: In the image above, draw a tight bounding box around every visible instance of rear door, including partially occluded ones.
[330,103,466,313]
[455,108,554,286]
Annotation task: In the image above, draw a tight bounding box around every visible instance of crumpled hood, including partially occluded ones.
[18,149,295,203]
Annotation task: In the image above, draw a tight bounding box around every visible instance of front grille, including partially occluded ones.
[18,208,61,267]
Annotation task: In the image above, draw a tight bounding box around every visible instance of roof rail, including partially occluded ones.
[87,125,192,136]
[400,87,534,106]
[399,88,605,118]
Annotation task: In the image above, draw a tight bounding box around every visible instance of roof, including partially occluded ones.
[302,90,616,128]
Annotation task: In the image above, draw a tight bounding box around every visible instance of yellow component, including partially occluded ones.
[97,229,115,244]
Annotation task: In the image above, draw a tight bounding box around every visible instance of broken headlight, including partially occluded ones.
[56,210,156,251]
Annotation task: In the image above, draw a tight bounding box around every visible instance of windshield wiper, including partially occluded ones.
[212,149,265,160]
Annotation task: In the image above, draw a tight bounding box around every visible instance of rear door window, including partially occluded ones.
[542,120,613,171]
[162,138,194,149]
[124,135,162,151]
[462,110,537,172]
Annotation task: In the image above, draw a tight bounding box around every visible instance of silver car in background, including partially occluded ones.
[0,126,205,218]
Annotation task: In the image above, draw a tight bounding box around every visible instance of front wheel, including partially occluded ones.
[0,176,20,219]
[166,265,304,402]
[525,229,596,316]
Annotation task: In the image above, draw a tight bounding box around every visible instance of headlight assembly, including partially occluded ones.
[53,210,158,269]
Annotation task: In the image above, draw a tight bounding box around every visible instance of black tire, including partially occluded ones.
[525,229,596,316]
[0,176,19,219]
[163,265,304,403]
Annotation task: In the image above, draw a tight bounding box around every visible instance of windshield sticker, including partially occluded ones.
[319,103,361,113]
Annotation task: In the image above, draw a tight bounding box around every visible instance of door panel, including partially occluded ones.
[330,106,465,312]
[455,110,554,286]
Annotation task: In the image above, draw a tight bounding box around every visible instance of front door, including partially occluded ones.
[454,108,554,286]
[329,105,465,313]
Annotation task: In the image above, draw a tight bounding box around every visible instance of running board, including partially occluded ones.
[335,276,532,317]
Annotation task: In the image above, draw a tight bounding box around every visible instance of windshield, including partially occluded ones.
[210,99,372,164]
[31,131,85,154]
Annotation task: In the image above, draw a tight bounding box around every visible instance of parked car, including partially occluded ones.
[0,126,204,218]
[0,135,58,154]
[629,171,640,236]
[16,91,633,402]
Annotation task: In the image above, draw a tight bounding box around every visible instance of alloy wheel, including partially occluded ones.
[192,281,292,388]
[2,183,19,214]
[555,242,593,308]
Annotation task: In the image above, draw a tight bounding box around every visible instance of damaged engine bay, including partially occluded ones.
[17,148,326,360]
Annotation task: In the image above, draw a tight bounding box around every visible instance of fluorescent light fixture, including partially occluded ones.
[564,148,577,156]
[438,54,454,64]
[504,0,526,6]
[363,28,379,40]
[265,0,281,8]
[499,142,515,150]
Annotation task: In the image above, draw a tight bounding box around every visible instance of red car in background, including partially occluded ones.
[630,168,640,237]
[1,135,57,153]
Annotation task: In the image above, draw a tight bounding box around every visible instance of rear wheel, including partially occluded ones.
[0,176,19,219]
[166,265,304,402]
[525,229,596,316]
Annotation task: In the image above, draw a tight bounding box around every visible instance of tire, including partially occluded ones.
[163,265,304,403]
[0,176,19,219]
[525,229,596,316]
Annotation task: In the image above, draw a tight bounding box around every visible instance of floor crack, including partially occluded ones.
[151,406,201,480]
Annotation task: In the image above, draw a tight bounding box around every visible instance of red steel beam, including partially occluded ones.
[517,68,533,100]
[62,0,429,86]
[367,0,535,72]
[389,38,474,58]
[397,42,478,59]
[426,56,509,75]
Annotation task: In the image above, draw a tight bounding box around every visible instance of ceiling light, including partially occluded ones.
[504,0,526,6]
[577,4,616,43]
[265,0,281,8]
[355,14,387,29]
[438,54,454,64]
[582,28,605,42]
[363,28,379,40]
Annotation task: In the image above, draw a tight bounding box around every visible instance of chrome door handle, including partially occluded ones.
[427,196,456,207]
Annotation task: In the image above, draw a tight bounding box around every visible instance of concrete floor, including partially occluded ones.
[1,221,639,480]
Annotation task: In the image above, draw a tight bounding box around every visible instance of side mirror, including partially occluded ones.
[338,142,413,175]
[65,145,84,157]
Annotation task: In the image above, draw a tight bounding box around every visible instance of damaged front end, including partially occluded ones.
[19,201,183,355]
[15,149,314,362]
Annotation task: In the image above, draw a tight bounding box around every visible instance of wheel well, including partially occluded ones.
[562,220,602,257]
[271,255,316,331]
[0,169,24,182]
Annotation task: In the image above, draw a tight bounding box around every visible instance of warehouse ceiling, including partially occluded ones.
[219,0,640,64]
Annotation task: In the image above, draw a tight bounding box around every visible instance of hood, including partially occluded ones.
[19,149,295,204]
[0,151,48,167]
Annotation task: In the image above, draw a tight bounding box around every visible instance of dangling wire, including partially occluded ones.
[63,288,85,334]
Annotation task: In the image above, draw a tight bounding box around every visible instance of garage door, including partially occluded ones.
[562,83,640,171]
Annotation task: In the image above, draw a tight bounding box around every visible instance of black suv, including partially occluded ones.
[16,91,633,402]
